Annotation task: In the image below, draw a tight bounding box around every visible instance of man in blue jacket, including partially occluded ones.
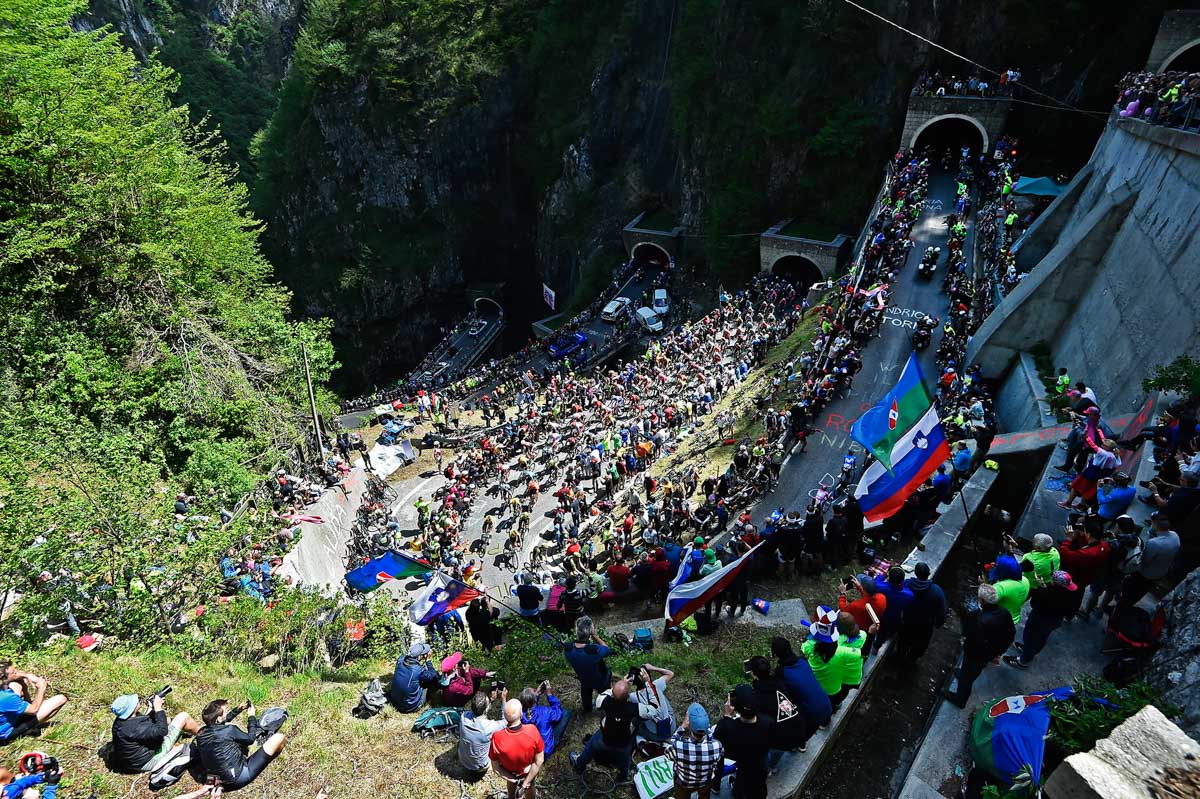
[390,642,440,712]
[872,565,914,654]
[896,562,947,664]
[769,636,831,731]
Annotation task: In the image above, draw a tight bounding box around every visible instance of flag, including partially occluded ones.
[851,352,935,471]
[344,551,432,592]
[854,404,951,522]
[969,686,1072,787]
[543,283,556,310]
[409,572,482,626]
[665,544,761,626]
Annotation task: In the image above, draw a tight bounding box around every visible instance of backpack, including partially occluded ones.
[147,744,193,791]
[412,707,462,740]
[255,707,289,743]
[353,678,388,719]
[633,628,654,652]
[1117,537,1144,575]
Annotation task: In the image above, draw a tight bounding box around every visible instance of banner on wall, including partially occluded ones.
[542,283,556,310]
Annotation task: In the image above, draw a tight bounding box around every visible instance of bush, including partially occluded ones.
[1047,676,1170,762]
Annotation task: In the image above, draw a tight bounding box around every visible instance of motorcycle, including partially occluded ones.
[913,327,932,351]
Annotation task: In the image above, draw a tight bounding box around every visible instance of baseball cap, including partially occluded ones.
[1052,571,1078,591]
[440,652,463,673]
[731,684,756,711]
[408,642,432,658]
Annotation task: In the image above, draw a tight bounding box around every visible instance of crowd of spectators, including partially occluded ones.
[1115,69,1200,130]
[911,69,1024,99]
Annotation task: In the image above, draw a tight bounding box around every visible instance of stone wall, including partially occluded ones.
[968,115,1200,414]
[1145,9,1200,71]
[1146,567,1200,742]
[900,95,1012,153]
[758,223,851,279]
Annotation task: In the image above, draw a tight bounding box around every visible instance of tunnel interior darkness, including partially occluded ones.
[771,255,823,292]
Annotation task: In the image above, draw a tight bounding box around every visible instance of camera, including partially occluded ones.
[626,667,647,691]
[742,658,753,676]
[491,679,506,693]
[153,686,172,700]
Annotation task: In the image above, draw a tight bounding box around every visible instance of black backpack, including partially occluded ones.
[353,678,388,719]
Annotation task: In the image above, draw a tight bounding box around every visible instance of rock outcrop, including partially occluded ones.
[1146,567,1200,741]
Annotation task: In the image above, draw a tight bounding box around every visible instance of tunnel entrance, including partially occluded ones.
[1164,39,1200,72]
[632,241,671,268]
[912,115,987,161]
[771,255,823,293]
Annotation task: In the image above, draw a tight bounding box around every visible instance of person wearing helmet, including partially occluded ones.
[1,754,63,799]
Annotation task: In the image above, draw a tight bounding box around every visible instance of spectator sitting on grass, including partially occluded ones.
[109,691,201,773]
[389,642,440,712]
[0,662,67,744]
[0,755,63,799]
[194,698,287,790]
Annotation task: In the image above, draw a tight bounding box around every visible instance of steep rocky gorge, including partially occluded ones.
[88,0,1180,394]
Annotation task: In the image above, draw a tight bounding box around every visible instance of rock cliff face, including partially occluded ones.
[88,0,1182,393]
[1147,568,1200,742]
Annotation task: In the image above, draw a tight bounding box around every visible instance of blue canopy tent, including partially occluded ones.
[1012,176,1065,197]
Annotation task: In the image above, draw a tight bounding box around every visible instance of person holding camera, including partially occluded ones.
[630,663,675,745]
[458,687,507,777]
[563,616,612,714]
[569,678,655,783]
[194,698,287,789]
[489,698,544,799]
[519,681,569,757]
[0,661,67,744]
[109,687,201,773]
[0,755,63,799]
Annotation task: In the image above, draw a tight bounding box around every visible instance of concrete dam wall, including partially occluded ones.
[969,114,1200,418]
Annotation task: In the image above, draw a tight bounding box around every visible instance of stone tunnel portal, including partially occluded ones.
[911,114,989,159]
[632,241,671,268]
[771,255,823,293]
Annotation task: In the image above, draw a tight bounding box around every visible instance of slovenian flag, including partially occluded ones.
[409,572,482,625]
[854,404,951,522]
[344,551,431,593]
[851,352,935,471]
[665,544,761,626]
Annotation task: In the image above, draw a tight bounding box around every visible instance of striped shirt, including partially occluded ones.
[666,729,724,787]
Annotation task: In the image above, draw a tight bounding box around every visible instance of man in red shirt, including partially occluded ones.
[1058,522,1111,595]
[606,558,632,597]
[838,575,887,635]
[490,698,544,799]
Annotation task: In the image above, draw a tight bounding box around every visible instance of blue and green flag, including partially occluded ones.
[851,352,935,471]
[969,686,1073,788]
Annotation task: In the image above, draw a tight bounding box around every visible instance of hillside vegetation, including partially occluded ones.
[0,0,334,644]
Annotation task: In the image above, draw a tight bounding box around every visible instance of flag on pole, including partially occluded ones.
[409,572,482,625]
[851,352,935,472]
[853,404,952,522]
[543,283,556,311]
[665,544,761,626]
[344,550,432,592]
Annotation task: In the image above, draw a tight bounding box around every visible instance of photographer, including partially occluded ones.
[629,663,676,745]
[109,688,201,773]
[458,688,507,777]
[0,661,67,743]
[568,678,655,783]
[519,681,569,757]
[563,616,612,714]
[0,755,63,799]
[194,698,287,789]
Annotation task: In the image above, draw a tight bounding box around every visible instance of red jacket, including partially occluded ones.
[1058,538,1111,588]
[839,589,887,633]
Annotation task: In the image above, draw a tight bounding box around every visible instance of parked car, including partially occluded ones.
[600,296,633,322]
[548,331,588,359]
[635,307,664,333]
[652,288,670,316]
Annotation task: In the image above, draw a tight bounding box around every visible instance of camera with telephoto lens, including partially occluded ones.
[153,686,172,700]
[626,667,647,691]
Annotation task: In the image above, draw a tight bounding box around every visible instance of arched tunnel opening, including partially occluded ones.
[771,255,823,293]
[912,116,987,162]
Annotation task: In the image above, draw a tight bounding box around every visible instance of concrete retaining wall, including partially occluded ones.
[968,115,1200,413]
[1145,9,1200,71]
[994,352,1058,432]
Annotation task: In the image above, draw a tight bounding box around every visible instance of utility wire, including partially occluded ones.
[838,0,1110,119]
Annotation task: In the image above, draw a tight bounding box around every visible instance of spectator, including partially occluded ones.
[458,690,506,778]
[1095,473,1135,522]
[440,653,490,708]
[1143,473,1200,528]
[194,698,287,790]
[0,662,67,743]
[992,554,1031,625]
[490,698,544,799]
[0,757,62,799]
[569,678,654,783]
[931,465,952,503]
[747,656,812,759]
[896,561,947,663]
[713,685,771,799]
[952,441,973,482]
[837,575,886,635]
[389,642,440,712]
[1058,521,1111,599]
[944,583,1015,709]
[520,682,570,758]
[631,663,676,745]
[516,573,544,624]
[1118,512,1180,608]
[871,565,914,653]
[1003,570,1082,668]
[1021,533,1060,586]
[800,606,863,710]
[769,636,832,732]
[665,703,725,799]
[834,614,866,693]
[109,691,201,774]
[466,596,502,651]
[563,616,612,714]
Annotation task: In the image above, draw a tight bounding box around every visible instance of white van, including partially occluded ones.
[652,288,670,316]
[636,307,664,333]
